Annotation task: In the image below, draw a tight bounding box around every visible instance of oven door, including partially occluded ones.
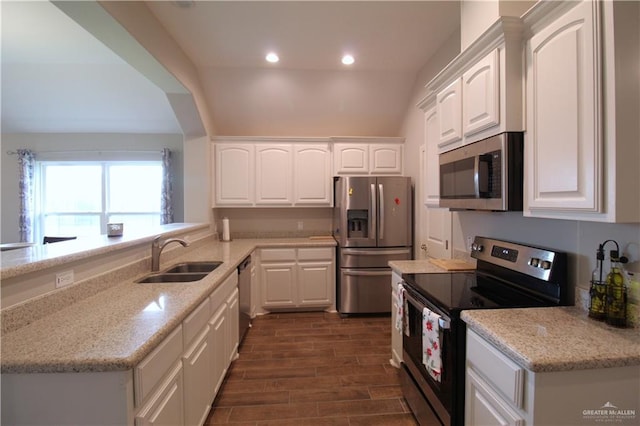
[402,284,453,425]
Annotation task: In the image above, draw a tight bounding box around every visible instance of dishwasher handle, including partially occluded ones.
[238,256,251,272]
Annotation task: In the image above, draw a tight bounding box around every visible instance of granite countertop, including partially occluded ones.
[0,236,336,374]
[462,307,640,373]
[0,223,210,280]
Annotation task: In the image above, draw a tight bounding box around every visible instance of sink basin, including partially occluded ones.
[136,272,208,283]
[164,261,223,274]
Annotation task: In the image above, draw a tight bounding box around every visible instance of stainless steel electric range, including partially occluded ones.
[400,236,569,426]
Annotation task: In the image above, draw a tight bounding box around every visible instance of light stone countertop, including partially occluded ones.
[462,307,640,373]
[0,237,336,374]
[0,223,210,280]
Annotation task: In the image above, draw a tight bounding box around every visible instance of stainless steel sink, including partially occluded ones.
[136,272,208,283]
[164,261,223,274]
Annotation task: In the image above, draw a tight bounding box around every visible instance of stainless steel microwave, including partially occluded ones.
[439,132,524,211]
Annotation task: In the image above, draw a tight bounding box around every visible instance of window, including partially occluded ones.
[38,161,162,239]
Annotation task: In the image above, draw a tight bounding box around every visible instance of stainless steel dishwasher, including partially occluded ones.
[237,255,252,342]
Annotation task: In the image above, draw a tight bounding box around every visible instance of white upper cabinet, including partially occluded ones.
[523,0,639,222]
[423,103,441,206]
[370,144,403,174]
[213,138,333,207]
[463,48,500,136]
[214,144,254,206]
[255,144,293,205]
[436,78,463,150]
[333,138,404,175]
[333,143,369,175]
[426,19,524,154]
[293,144,332,205]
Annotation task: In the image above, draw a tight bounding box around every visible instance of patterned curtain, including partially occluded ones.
[160,148,174,224]
[17,149,36,242]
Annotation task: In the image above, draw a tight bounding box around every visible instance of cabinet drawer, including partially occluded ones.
[135,325,183,406]
[183,298,210,348]
[260,248,296,262]
[297,247,334,261]
[467,330,524,408]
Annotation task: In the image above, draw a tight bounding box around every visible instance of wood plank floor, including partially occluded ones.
[205,311,419,425]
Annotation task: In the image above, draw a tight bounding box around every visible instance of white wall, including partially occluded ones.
[0,133,184,243]
[460,0,535,50]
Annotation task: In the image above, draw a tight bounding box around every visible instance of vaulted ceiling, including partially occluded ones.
[1,1,460,137]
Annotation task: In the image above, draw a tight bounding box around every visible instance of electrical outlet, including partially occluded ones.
[55,270,74,288]
[466,236,474,251]
[297,221,303,231]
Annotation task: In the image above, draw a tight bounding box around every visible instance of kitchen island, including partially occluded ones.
[0,226,336,425]
[462,307,640,425]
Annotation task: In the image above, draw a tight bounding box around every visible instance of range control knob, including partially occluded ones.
[471,243,484,252]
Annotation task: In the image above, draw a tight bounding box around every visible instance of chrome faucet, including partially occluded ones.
[151,236,190,272]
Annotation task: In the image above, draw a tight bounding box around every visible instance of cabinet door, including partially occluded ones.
[333,143,369,175]
[370,144,403,174]
[424,106,440,206]
[261,262,297,308]
[215,144,255,206]
[463,49,500,137]
[208,304,227,397]
[525,0,601,213]
[226,288,239,363]
[465,368,525,426]
[293,144,332,205]
[297,261,333,307]
[255,144,293,205]
[436,78,463,150]
[135,362,184,426]
[183,328,211,426]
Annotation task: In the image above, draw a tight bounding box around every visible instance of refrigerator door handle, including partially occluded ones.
[342,248,412,256]
[378,183,384,240]
[370,183,376,239]
[343,270,392,277]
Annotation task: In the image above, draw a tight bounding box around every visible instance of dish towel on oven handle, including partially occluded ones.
[422,307,442,382]
[395,283,409,336]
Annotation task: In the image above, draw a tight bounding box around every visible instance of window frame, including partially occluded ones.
[36,159,163,241]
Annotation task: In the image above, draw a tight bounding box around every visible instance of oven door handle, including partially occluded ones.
[403,289,451,331]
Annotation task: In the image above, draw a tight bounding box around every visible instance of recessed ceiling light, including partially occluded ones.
[342,54,355,65]
[266,52,279,63]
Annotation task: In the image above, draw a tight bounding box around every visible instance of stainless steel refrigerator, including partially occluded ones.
[333,176,413,314]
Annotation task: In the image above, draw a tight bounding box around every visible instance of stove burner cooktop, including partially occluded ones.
[402,271,553,315]
[402,236,569,315]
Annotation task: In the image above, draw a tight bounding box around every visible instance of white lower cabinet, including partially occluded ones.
[226,288,240,363]
[182,328,211,426]
[135,361,184,426]
[466,368,524,426]
[465,329,640,425]
[259,247,335,311]
[208,303,228,397]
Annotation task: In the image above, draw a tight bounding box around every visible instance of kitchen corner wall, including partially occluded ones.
[213,207,333,238]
